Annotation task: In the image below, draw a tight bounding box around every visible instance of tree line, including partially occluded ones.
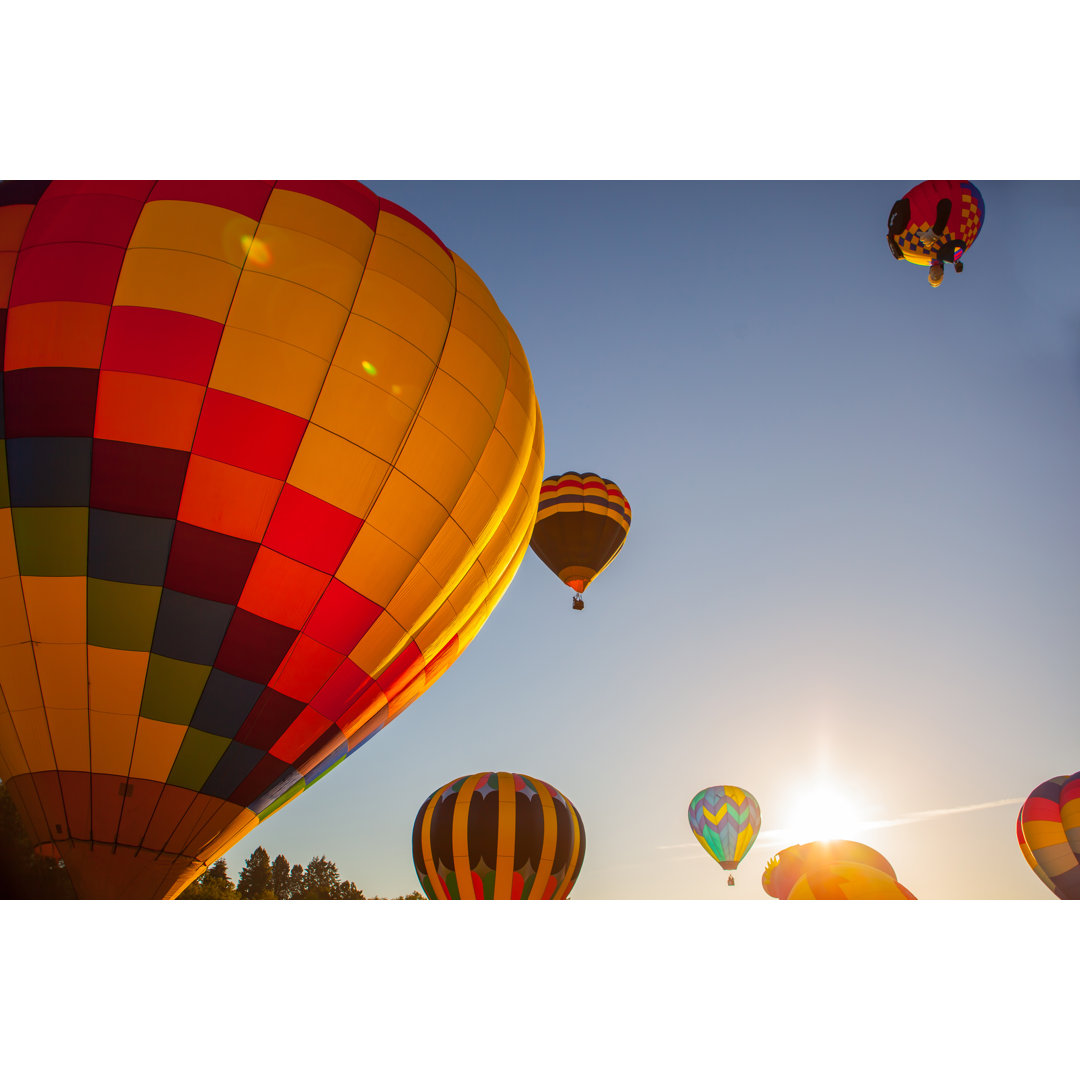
[179,847,421,900]
[1,783,421,900]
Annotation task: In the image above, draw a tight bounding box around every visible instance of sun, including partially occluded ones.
[785,785,864,843]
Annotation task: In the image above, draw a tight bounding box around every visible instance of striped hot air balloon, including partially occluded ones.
[412,771,585,899]
[528,471,630,610]
[1017,772,1080,899]
[688,784,761,885]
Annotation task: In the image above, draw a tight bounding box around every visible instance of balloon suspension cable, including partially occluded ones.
[572,593,584,611]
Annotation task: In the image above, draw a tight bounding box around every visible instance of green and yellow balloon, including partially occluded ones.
[688,785,761,886]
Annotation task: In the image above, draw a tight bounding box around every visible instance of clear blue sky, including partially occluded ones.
[214,180,1080,902]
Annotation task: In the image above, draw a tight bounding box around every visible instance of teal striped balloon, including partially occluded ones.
[688,785,761,871]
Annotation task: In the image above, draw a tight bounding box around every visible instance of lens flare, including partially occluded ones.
[240,234,272,266]
[361,360,378,376]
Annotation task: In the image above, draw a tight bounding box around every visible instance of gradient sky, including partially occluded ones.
[211,180,1080,902]
[8,7,1076,1074]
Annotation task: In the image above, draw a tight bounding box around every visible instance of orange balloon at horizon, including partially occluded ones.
[763,839,916,899]
[786,861,917,900]
[0,181,545,899]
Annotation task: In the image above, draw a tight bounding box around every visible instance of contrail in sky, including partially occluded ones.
[660,796,1024,851]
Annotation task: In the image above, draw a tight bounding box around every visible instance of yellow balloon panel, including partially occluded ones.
[310,366,415,463]
[9,706,54,773]
[336,524,417,607]
[128,199,255,268]
[332,316,435,408]
[87,647,150,716]
[114,248,242,322]
[286,426,390,519]
[352,268,450,363]
[260,188,375,261]
[364,232,456,318]
[245,224,367,308]
[209,326,330,416]
[439,326,508,420]
[394,418,477,512]
[22,576,86,644]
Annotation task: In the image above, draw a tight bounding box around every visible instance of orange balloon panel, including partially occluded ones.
[0,181,545,899]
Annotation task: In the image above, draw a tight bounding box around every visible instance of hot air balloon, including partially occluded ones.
[762,839,898,899]
[688,785,761,885]
[762,839,915,899]
[787,862,917,900]
[0,180,545,899]
[1016,811,1066,899]
[411,771,585,899]
[1017,772,1080,899]
[886,180,985,286]
[528,471,629,609]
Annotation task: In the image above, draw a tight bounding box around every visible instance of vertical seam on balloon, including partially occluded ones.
[234,185,399,789]
[552,794,582,900]
[531,779,557,899]
[347,202,460,685]
[217,189,453,792]
[0,200,47,814]
[453,772,482,899]
[3,185,76,852]
[79,183,157,854]
[420,783,449,899]
[494,770,516,899]
[146,188,365,869]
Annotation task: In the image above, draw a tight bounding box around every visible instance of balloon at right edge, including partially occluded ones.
[1017,772,1080,899]
[528,471,630,610]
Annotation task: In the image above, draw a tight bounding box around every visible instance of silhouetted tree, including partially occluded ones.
[289,863,304,898]
[397,890,424,899]
[336,879,365,899]
[300,855,340,899]
[0,783,75,899]
[237,846,274,899]
[271,853,292,899]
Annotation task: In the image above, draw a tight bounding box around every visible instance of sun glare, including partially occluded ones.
[786,785,864,843]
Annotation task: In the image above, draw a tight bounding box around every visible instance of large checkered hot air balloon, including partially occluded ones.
[886,180,985,287]
[0,180,544,899]
[528,471,630,610]
[688,784,761,886]
[412,771,586,899]
[1017,772,1080,899]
